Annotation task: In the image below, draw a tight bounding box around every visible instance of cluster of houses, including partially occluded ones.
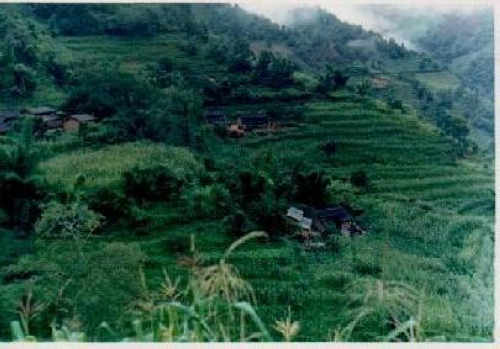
[0,107,97,135]
[205,109,281,137]
[286,204,367,248]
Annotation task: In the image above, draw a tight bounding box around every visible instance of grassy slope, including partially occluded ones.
[28,34,494,341]
[37,98,494,341]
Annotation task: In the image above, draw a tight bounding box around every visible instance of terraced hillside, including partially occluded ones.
[0,4,493,343]
[217,98,493,340]
[38,95,490,341]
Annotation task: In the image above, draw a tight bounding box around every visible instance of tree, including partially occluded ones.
[350,171,369,189]
[35,201,103,241]
[236,171,267,207]
[317,66,350,93]
[123,165,184,205]
[323,140,337,157]
[355,79,370,96]
[292,171,330,207]
[159,86,203,146]
[0,118,45,234]
[151,57,185,88]
[11,64,37,97]
[75,243,146,334]
[86,187,131,225]
[252,51,295,87]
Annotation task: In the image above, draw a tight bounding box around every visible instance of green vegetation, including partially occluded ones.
[0,3,493,343]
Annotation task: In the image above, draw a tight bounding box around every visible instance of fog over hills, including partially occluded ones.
[240,2,492,51]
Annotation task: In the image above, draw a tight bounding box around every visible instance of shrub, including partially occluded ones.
[224,210,252,237]
[86,187,131,225]
[350,171,369,189]
[292,171,330,207]
[323,140,337,157]
[74,243,146,334]
[11,64,37,97]
[183,183,232,218]
[35,201,103,240]
[123,165,184,204]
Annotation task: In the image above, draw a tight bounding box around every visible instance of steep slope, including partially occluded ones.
[0,3,493,342]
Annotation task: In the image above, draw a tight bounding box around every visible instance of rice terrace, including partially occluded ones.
[0,2,494,343]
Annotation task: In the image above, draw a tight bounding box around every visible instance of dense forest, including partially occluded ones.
[0,3,494,342]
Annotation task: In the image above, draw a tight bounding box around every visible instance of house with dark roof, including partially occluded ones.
[236,111,269,131]
[313,204,366,237]
[205,109,227,126]
[0,110,22,123]
[63,114,97,132]
[44,115,64,130]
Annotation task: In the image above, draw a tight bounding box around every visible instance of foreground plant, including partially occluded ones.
[11,231,301,342]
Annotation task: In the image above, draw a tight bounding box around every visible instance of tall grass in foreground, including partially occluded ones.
[7,230,462,342]
[9,232,300,342]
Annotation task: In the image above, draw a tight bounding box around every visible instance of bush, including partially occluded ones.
[292,171,330,207]
[183,183,232,218]
[74,243,146,334]
[224,210,252,237]
[11,64,37,97]
[123,165,184,204]
[35,201,103,240]
[86,187,131,225]
[322,140,337,157]
[350,171,369,189]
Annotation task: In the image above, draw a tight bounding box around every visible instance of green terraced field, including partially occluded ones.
[59,95,489,341]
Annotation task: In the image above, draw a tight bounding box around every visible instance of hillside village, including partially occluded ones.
[0,107,96,134]
[0,3,493,343]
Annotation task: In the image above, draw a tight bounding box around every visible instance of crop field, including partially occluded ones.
[38,142,202,190]
[45,95,487,341]
[415,72,461,91]
[60,35,227,86]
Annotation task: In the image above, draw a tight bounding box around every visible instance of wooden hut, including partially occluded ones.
[63,114,97,132]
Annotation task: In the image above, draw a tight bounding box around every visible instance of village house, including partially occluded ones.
[63,114,97,132]
[43,115,64,131]
[227,124,245,138]
[314,204,366,237]
[286,204,366,240]
[0,110,22,135]
[236,111,269,131]
[0,110,22,123]
[286,207,321,244]
[205,109,227,126]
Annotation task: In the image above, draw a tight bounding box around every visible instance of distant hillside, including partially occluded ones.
[0,3,493,151]
[0,3,493,343]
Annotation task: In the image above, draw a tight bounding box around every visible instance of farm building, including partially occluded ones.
[0,110,21,123]
[314,204,366,237]
[205,109,227,126]
[63,114,97,132]
[0,110,23,135]
[286,204,366,238]
[227,124,245,138]
[44,115,64,131]
[236,111,269,131]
